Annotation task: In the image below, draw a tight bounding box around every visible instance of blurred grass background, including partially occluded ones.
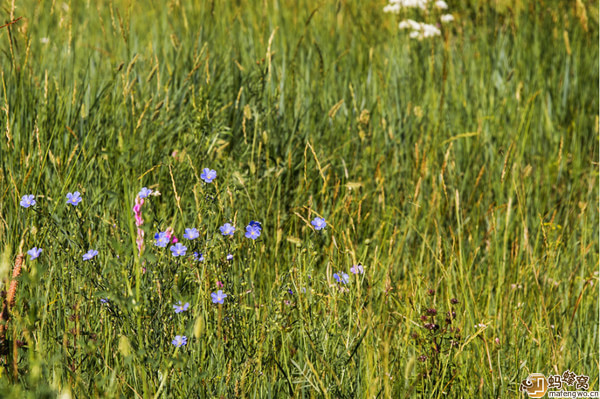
[0,0,598,397]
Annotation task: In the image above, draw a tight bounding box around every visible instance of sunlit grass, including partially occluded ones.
[0,0,597,397]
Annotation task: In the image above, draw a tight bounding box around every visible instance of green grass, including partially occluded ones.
[0,0,598,397]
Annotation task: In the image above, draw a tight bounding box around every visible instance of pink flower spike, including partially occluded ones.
[136,229,145,254]
[217,281,224,288]
[133,196,146,255]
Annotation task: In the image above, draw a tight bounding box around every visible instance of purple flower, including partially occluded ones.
[172,335,187,347]
[83,249,98,261]
[193,252,205,262]
[311,217,326,230]
[219,223,235,236]
[138,187,152,198]
[350,264,364,274]
[245,224,261,240]
[173,301,190,313]
[248,221,262,230]
[20,194,36,208]
[66,191,82,206]
[100,298,109,304]
[211,290,227,304]
[170,243,187,257]
[27,247,42,260]
[183,228,199,240]
[333,272,349,284]
[201,168,217,183]
[226,253,233,261]
[154,231,169,247]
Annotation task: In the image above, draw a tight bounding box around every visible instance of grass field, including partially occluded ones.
[0,0,598,397]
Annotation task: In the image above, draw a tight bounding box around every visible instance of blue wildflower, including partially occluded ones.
[333,272,349,284]
[226,253,233,261]
[219,223,235,236]
[170,243,187,257]
[193,252,205,262]
[66,191,82,206]
[211,290,227,304]
[138,187,152,198]
[172,335,187,347]
[100,298,109,304]
[154,231,169,247]
[173,301,190,313]
[350,264,364,274]
[83,249,98,261]
[27,247,42,260]
[248,221,262,230]
[20,195,36,208]
[311,217,326,230]
[245,224,261,240]
[201,168,217,183]
[183,228,199,240]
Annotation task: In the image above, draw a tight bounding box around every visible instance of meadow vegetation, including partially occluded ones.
[0,0,598,397]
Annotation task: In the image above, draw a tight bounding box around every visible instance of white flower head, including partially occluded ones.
[435,0,448,9]
[402,21,441,40]
[388,0,429,10]
[409,30,420,39]
[383,3,402,13]
[422,23,441,38]
[399,19,422,30]
[441,14,455,23]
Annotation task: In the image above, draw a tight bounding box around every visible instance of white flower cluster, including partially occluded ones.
[440,14,454,23]
[383,0,448,12]
[398,19,441,39]
[384,0,455,40]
